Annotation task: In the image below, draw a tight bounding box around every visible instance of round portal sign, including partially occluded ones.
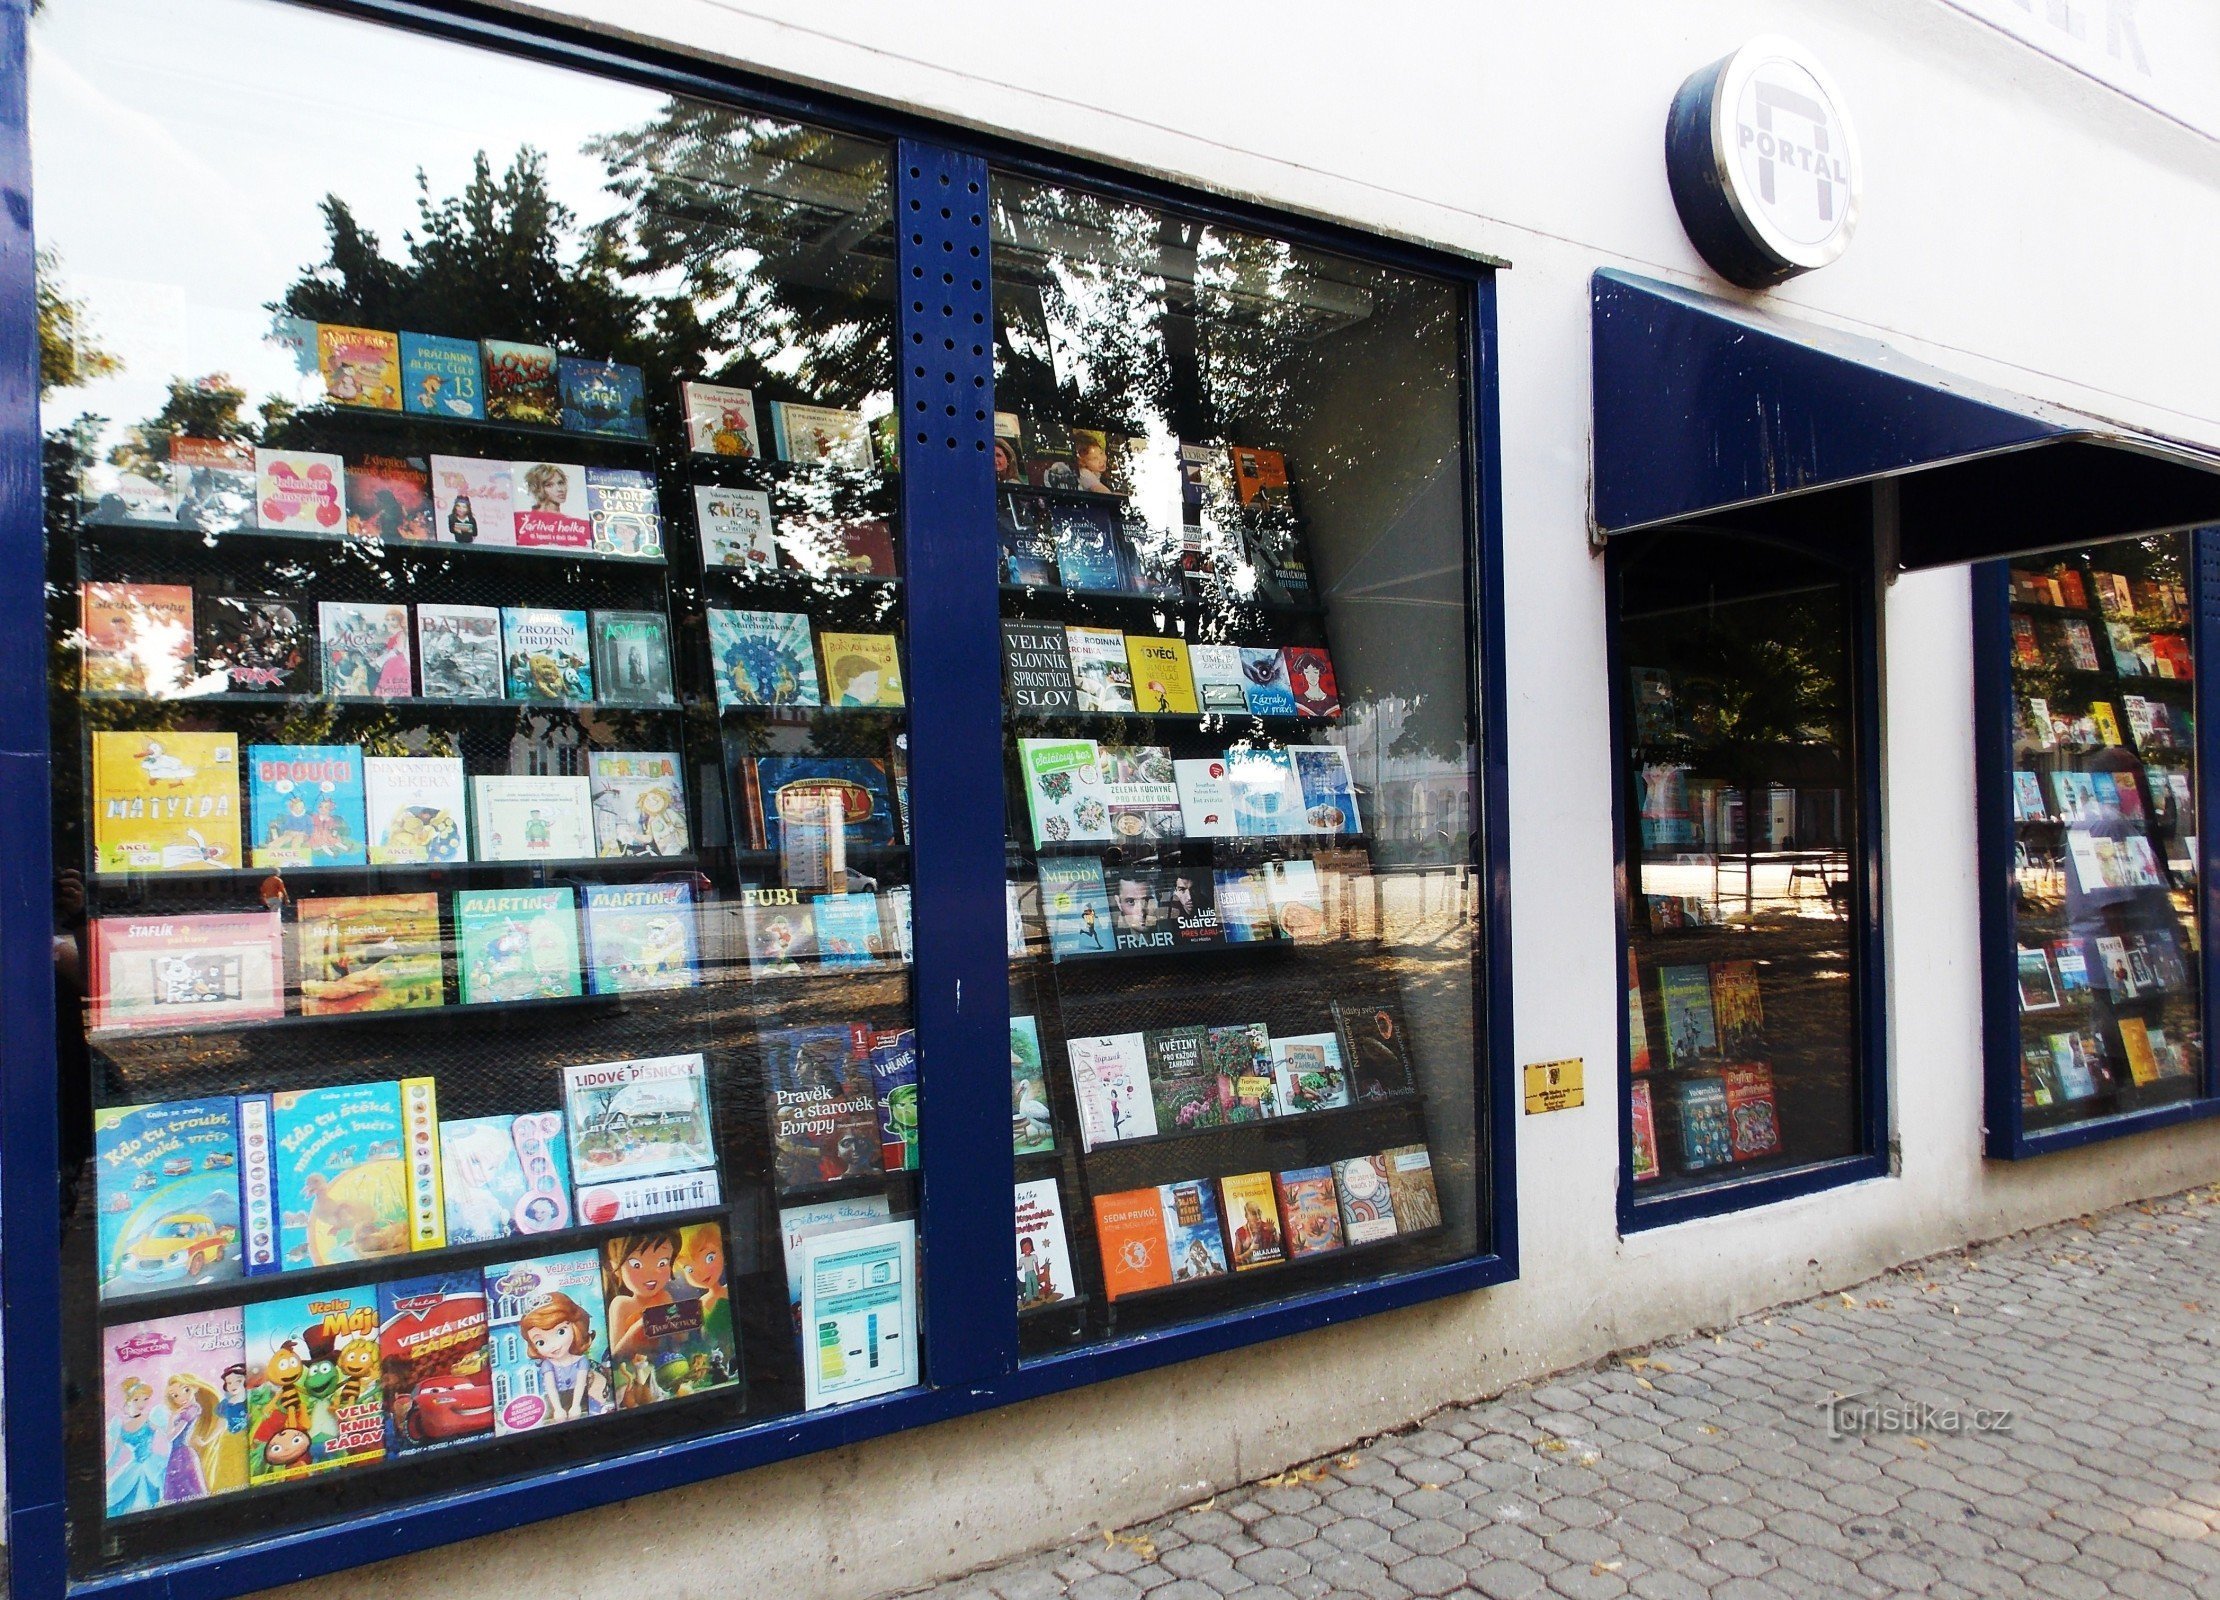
[1666,36,1861,288]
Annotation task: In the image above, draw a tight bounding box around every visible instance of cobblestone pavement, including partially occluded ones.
[911,1186,2220,1600]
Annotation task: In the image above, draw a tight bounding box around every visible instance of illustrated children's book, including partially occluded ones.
[470,774,594,861]
[263,1079,442,1270]
[378,1270,494,1453]
[862,1025,919,1171]
[764,1026,885,1192]
[1092,1187,1172,1300]
[1067,1032,1157,1151]
[586,465,662,556]
[81,582,196,695]
[1709,960,1765,1056]
[88,913,282,1033]
[768,400,868,467]
[1011,1014,1055,1155]
[317,324,401,410]
[500,606,592,701]
[102,1307,249,1513]
[776,512,897,579]
[681,381,759,457]
[1015,1178,1075,1310]
[399,332,484,419]
[169,435,257,534]
[1675,1076,1734,1169]
[1275,1167,1344,1258]
[818,631,906,708]
[1218,1171,1283,1270]
[708,607,822,707]
[1383,1144,1441,1231]
[1163,1178,1232,1280]
[255,448,346,535]
[1020,737,1112,847]
[91,730,241,872]
[247,744,367,868]
[600,1220,739,1406]
[1282,646,1340,719]
[94,1098,244,1297]
[317,602,414,698]
[201,595,313,694]
[1631,1080,1659,1180]
[343,455,434,542]
[1237,647,1299,716]
[243,1286,384,1483]
[481,1249,612,1434]
[1330,996,1417,1102]
[1066,624,1136,712]
[814,892,882,968]
[480,340,561,427]
[453,886,583,1004]
[559,357,647,440]
[1039,854,1114,959]
[562,1053,719,1221]
[590,610,676,705]
[583,880,699,996]
[1332,1155,1397,1245]
[740,888,817,974]
[694,485,777,570]
[364,755,467,865]
[1003,619,1078,715]
[428,455,516,546]
[1657,963,1720,1071]
[293,893,443,1016]
[1721,1063,1783,1160]
[588,749,690,858]
[1270,1033,1352,1115]
[440,1112,572,1245]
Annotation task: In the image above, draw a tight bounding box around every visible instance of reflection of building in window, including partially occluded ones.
[1342,697,1473,851]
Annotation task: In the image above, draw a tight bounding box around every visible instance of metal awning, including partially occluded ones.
[1591,269,2220,569]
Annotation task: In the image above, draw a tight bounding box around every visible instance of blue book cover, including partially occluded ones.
[270,1081,409,1271]
[1162,1178,1230,1280]
[752,755,897,852]
[998,492,1060,587]
[582,880,700,995]
[247,744,368,868]
[439,1112,572,1244]
[584,466,663,558]
[399,333,485,420]
[93,1098,243,1297]
[1238,648,1299,716]
[1677,1077,1734,1170]
[1049,503,1124,591]
[1039,855,1114,960]
[1290,745,1361,835]
[558,356,647,439]
[813,893,881,967]
[501,608,592,702]
[707,607,821,708]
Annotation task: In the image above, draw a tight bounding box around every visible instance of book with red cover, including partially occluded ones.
[1282,646,1341,720]
[1721,1062,1783,1161]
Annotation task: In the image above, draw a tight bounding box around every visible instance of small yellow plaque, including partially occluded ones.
[1523,1058,1585,1114]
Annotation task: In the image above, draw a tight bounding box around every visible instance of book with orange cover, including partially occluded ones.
[1092,1187,1171,1300]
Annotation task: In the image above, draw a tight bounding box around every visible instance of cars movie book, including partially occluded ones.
[378,1270,493,1453]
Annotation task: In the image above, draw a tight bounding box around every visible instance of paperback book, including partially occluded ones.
[481,1249,612,1433]
[769,401,868,467]
[1676,1076,1734,1169]
[864,1026,920,1170]
[764,1026,885,1191]
[1206,1022,1279,1120]
[94,1098,244,1296]
[1220,1172,1284,1269]
[1174,757,1238,837]
[88,913,282,1033]
[243,1288,384,1482]
[1384,1144,1442,1231]
[1015,1178,1075,1309]
[169,435,256,534]
[1332,1154,1397,1245]
[1330,996,1417,1101]
[1049,503,1123,590]
[1237,647,1299,716]
[318,602,414,698]
[378,1271,494,1453]
[1020,737,1112,846]
[470,774,594,861]
[582,880,699,995]
[1104,856,1175,953]
[1145,1024,1219,1134]
[428,455,516,546]
[1067,1031,1157,1149]
[1039,854,1115,959]
[588,750,690,857]
[744,755,899,852]
[814,893,881,967]
[102,1308,249,1511]
[1271,1033,1352,1115]
[1275,1168,1344,1258]
[1188,644,1250,713]
[590,610,676,705]
[998,492,1060,587]
[364,755,467,865]
[708,607,822,707]
[600,1220,738,1402]
[343,455,433,542]
[1125,636,1199,715]
[1291,745,1362,835]
[264,1079,441,1269]
[1657,964,1720,1071]
[400,332,484,419]
[501,607,592,701]
[1093,1188,1171,1300]
[1227,747,1302,837]
[585,466,663,556]
[739,887,817,974]
[1003,619,1080,715]
[694,485,777,571]
[819,631,906,707]
[1164,1178,1232,1280]
[1011,1015,1055,1155]
[480,340,561,427]
[454,887,583,1003]
[294,893,444,1015]
[1282,646,1340,719]
[247,744,367,868]
[1100,745,1184,845]
[201,595,313,694]
[1067,624,1137,712]
[1722,1063,1783,1160]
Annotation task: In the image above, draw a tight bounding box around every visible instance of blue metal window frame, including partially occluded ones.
[1606,523,1893,1234]
[1972,537,2220,1159]
[0,3,1519,1597]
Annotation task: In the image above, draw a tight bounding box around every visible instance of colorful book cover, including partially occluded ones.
[271,1079,441,1268]
[428,455,517,546]
[1040,853,1115,959]
[1330,996,1417,1102]
[769,400,868,467]
[295,893,443,1015]
[470,774,594,861]
[740,887,818,974]
[454,886,583,1003]
[247,744,367,868]
[1162,861,1223,945]
[1015,1178,1075,1309]
[1125,636,1199,715]
[1174,757,1238,837]
[583,880,699,995]
[819,631,906,708]
[778,514,897,579]
[501,608,592,704]
[998,492,1060,587]
[88,913,282,1033]
[682,382,759,457]
[1332,1154,1397,1245]
[559,357,647,440]
[364,756,466,865]
[1100,745,1184,846]
[2016,946,2060,1010]
[1103,856,1173,952]
[1267,857,1328,940]
[318,601,415,698]
[864,1025,920,1171]
[244,1288,384,1482]
[94,1099,243,1296]
[255,448,346,534]
[600,1220,739,1404]
[91,733,241,871]
[1283,646,1341,719]
[482,1249,612,1433]
[1227,746,1302,837]
[1003,618,1079,716]
[1145,1024,1219,1135]
[480,340,561,427]
[1219,1172,1284,1269]
[1213,866,1277,943]
[2011,769,2047,821]
[202,594,313,694]
[1229,444,1292,506]
[1011,1015,1056,1155]
[1067,1032,1156,1150]
[588,749,690,858]
[1271,1033,1352,1115]
[343,454,434,542]
[1206,1022,1279,1120]
[695,485,778,571]
[1238,647,1299,716]
[1657,963,1721,1070]
[1161,1178,1231,1280]
[2010,612,2040,666]
[1020,737,1110,846]
[1383,1145,1442,1231]
[1066,624,1136,711]
[1275,1167,1344,1258]
[1093,1187,1172,1300]
[1291,745,1362,835]
[2118,1016,2162,1086]
[168,435,256,534]
[317,324,401,410]
[102,1307,249,1512]
[441,1112,571,1244]
[813,893,881,967]
[379,1271,494,1453]
[589,609,676,705]
[708,607,822,707]
[510,460,592,548]
[400,332,484,419]
[583,465,663,558]
[1049,503,1123,591]
[1722,1063,1783,1160]
[748,755,899,852]
[764,1026,885,1191]
[81,582,195,696]
[2050,1032,2101,1099]
[1710,960,1766,1055]
[1631,1081,1660,1180]
[563,1052,717,1200]
[1676,1077,1734,1169]
[1189,644,1250,712]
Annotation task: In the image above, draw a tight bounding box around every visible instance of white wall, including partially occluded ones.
[266,4,2220,1597]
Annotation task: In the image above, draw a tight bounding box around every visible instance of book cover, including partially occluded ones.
[1066,624,1137,712]
[779,514,898,579]
[1125,636,1199,715]
[364,755,467,865]
[378,1270,493,1453]
[441,1112,571,1245]
[1213,866,1277,943]
[510,460,592,549]
[1039,854,1115,959]
[202,595,313,695]
[470,774,594,861]
[1629,950,1652,1076]
[1227,746,1302,837]
[708,607,822,707]
[317,324,401,410]
[588,610,675,705]
[1189,644,1250,713]
[1332,1154,1398,1245]
[344,454,433,542]
[1101,745,1184,846]
[813,893,881,967]
[2050,1032,2101,1099]
[584,466,663,556]
[255,448,346,534]
[1237,648,1299,716]
[1174,757,1238,837]
[454,886,583,1003]
[1275,1168,1344,1258]
[1266,857,1327,940]
[1011,1015,1055,1155]
[583,880,699,995]
[1383,1145,1441,1232]
[1283,646,1340,719]
[101,1308,249,1511]
[559,357,647,440]
[94,1099,243,1296]
[2016,946,2060,1010]
[769,400,868,467]
[482,1250,612,1433]
[1631,1082,1660,1180]
[428,455,516,546]
[2010,612,2040,666]
[682,381,758,457]
[2063,617,2102,672]
[1104,856,1174,953]
[1330,996,1417,1102]
[1162,860,1223,945]
[764,1026,884,1191]
[695,485,778,571]
[998,492,1060,587]
[2118,1016,2162,1085]
[82,582,195,696]
[88,913,281,1032]
[168,435,257,534]
[295,893,444,1015]
[739,887,818,974]
[1657,964,1721,1071]
[480,340,561,427]
[1117,508,1185,600]
[1291,745,1362,835]
[748,755,899,852]
[498,606,593,702]
[1019,737,1111,846]
[1271,1032,1352,1115]
[1229,445,1292,506]
[600,1221,739,1404]
[588,749,689,858]
[271,1080,439,1269]
[1092,1188,1172,1300]
[863,1025,920,1170]
[1710,960,1765,1055]
[1721,1063,1783,1160]
[1003,618,1079,715]
[318,601,414,698]
[243,1288,384,1482]
[1206,1022,1279,1120]
[1676,1077,1734,1169]
[247,744,367,868]
[1145,1023,1219,1135]
[1629,666,1677,743]
[400,332,484,419]
[1219,1172,1284,1269]
[819,631,906,707]
[1160,1178,1231,1280]
[1015,1178,1075,1309]
[1067,1032,1157,1150]
[2011,769,2047,821]
[563,1053,717,1201]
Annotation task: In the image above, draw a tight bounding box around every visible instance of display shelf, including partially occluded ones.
[687,453,894,482]
[1099,1225,1445,1312]
[76,515,669,567]
[1019,1292,1090,1319]
[91,855,700,888]
[1074,1093,1421,1161]
[82,690,681,715]
[728,843,909,867]
[1005,708,1338,730]
[272,403,660,455]
[85,987,663,1049]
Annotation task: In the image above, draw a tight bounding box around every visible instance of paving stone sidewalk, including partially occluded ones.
[910,1186,2220,1600]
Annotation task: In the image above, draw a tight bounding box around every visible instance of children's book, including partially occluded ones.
[343,455,434,542]
[94,1099,244,1297]
[1011,1015,1056,1155]
[400,332,484,419]
[500,606,591,701]
[1003,618,1079,715]
[1163,1178,1232,1280]
[317,324,401,410]
[585,466,663,556]
[1275,1168,1344,1258]
[243,1288,384,1482]
[1709,959,1766,1054]
[1145,1024,1219,1135]
[481,1249,612,1433]
[1019,737,1111,846]
[1067,1032,1157,1150]
[819,631,906,707]
[1227,746,1302,837]
[88,912,281,1033]
[1049,503,1123,591]
[998,492,1060,587]
[1629,951,1653,1076]
[1271,1033,1352,1115]
[440,1112,572,1244]
[1330,996,1417,1102]
[559,357,647,440]
[255,448,345,534]
[813,892,882,967]
[266,1079,441,1269]
[1100,745,1184,846]
[1282,646,1340,719]
[510,460,592,548]
[1173,757,1238,838]
[2010,769,2047,822]
[778,513,898,579]
[1039,854,1115,959]
[378,1270,493,1454]
[1219,1172,1284,1269]
[682,382,759,457]
[600,1220,739,1404]
[201,594,312,695]
[695,485,778,571]
[1237,647,1299,716]
[1266,857,1327,940]
[1213,866,1277,943]
[563,1054,718,1220]
[169,435,257,534]
[1125,636,1199,715]
[1015,1178,1075,1309]
[247,744,367,868]
[740,887,818,974]
[588,749,690,858]
[1676,1076,1734,1169]
[1092,1188,1172,1300]
[764,1026,885,1192]
[864,1025,920,1171]
[1066,624,1136,712]
[102,1307,249,1512]
[1206,1022,1279,1121]
[1721,1063,1783,1160]
[708,607,822,707]
[744,755,899,852]
[1631,1081,1660,1180]
[589,610,676,705]
[1332,1155,1397,1244]
[583,880,699,995]
[1382,1145,1442,1232]
[480,340,561,427]
[318,601,414,698]
[453,886,583,1003]
[769,400,868,467]
[428,455,516,546]
[1189,644,1250,713]
[81,582,195,696]
[294,894,444,1015]
[364,756,467,865]
[470,774,594,861]
[1291,745,1362,835]
[1657,964,1720,1071]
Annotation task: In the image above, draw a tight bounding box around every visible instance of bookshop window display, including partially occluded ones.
[38,0,920,1575]
[990,173,1487,1351]
[1614,527,1878,1217]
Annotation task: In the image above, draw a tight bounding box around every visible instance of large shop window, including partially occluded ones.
[988,175,1489,1350]
[1612,526,1882,1223]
